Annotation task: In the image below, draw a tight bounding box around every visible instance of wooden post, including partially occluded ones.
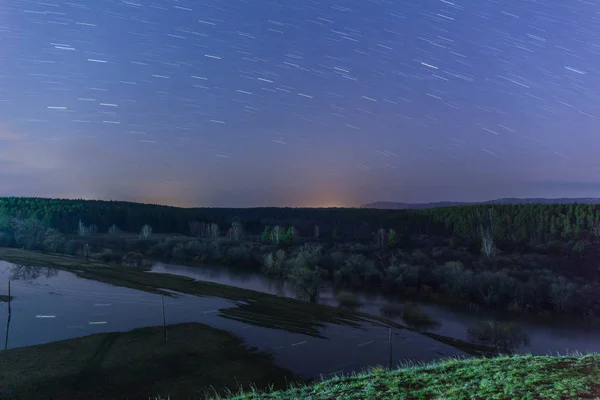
[4,281,11,351]
[161,295,167,343]
[388,327,392,369]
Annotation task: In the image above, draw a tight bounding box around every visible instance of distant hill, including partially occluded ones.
[361,198,600,210]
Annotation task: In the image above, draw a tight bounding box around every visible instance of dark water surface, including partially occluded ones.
[2,259,599,381]
[0,261,467,379]
[151,262,600,357]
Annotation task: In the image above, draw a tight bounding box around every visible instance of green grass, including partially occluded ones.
[203,353,600,400]
[0,323,296,400]
[0,248,495,356]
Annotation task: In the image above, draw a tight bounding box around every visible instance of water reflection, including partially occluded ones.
[151,262,600,357]
[9,264,58,281]
[466,320,530,354]
[400,303,440,332]
[0,261,473,381]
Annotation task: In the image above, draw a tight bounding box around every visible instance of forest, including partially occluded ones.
[0,196,599,319]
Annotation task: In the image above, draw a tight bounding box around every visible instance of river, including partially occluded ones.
[1,259,599,382]
[150,261,600,356]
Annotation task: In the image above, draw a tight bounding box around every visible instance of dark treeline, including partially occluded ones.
[1,197,600,320]
[1,196,600,242]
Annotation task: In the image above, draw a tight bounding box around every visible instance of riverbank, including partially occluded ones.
[0,322,296,400]
[206,353,600,400]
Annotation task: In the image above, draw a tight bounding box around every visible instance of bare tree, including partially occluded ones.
[83,242,91,261]
[88,224,98,235]
[270,225,283,245]
[376,228,387,249]
[198,221,207,238]
[228,221,244,241]
[314,225,320,240]
[480,226,494,257]
[139,224,152,239]
[78,220,89,237]
[108,224,120,235]
[479,207,495,257]
[207,223,220,241]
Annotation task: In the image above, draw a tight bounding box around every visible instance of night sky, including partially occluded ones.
[1,0,600,207]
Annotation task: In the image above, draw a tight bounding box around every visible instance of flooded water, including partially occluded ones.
[151,262,600,356]
[0,261,468,379]
[3,258,599,382]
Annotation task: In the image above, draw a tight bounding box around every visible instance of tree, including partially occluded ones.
[332,227,339,240]
[376,228,386,249]
[77,220,89,237]
[228,221,244,241]
[108,224,120,235]
[388,229,398,249]
[573,240,585,258]
[207,223,220,240]
[262,249,287,278]
[289,244,326,302]
[88,224,99,235]
[139,224,152,239]
[290,264,327,303]
[43,228,65,253]
[189,220,202,236]
[314,225,320,240]
[261,225,272,243]
[83,242,91,261]
[284,226,297,245]
[13,218,46,250]
[480,227,494,257]
[270,225,284,245]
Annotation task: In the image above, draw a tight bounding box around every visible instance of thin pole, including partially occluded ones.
[161,294,167,343]
[4,281,11,351]
[388,327,392,369]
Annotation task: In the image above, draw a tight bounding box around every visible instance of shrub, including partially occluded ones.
[172,243,186,260]
[225,245,252,265]
[336,291,361,309]
[42,228,66,253]
[185,240,208,258]
[380,302,403,318]
[64,240,81,255]
[92,249,122,263]
[401,303,439,331]
[122,251,144,267]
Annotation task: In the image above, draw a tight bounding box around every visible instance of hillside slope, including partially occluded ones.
[212,353,600,400]
[360,197,600,210]
[362,197,600,209]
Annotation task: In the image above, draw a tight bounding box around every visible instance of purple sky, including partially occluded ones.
[1,0,600,207]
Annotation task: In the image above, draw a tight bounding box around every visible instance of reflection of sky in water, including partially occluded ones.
[152,262,600,356]
[0,261,468,378]
[2,260,600,379]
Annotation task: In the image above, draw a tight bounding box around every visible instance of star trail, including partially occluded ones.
[1,0,600,207]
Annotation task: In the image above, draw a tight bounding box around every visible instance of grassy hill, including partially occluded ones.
[205,353,600,400]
